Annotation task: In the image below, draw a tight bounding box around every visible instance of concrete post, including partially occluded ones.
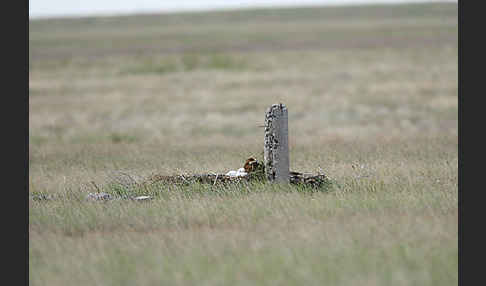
[264,103,289,183]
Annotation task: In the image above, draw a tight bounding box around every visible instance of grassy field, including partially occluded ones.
[29,2,458,285]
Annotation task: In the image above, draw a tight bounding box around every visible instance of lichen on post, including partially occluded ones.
[264,103,289,183]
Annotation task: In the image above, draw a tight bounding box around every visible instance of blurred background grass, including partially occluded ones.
[29,2,457,191]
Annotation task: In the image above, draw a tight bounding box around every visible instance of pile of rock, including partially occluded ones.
[142,157,329,189]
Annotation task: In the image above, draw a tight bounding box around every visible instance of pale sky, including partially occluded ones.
[29,0,457,19]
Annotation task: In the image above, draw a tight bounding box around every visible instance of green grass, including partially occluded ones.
[29,2,458,286]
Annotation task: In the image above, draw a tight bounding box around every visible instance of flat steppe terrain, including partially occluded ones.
[29,3,458,285]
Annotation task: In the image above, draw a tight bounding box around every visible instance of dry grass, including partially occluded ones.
[29,3,457,286]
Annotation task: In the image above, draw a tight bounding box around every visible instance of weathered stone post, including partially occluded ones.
[264,103,289,183]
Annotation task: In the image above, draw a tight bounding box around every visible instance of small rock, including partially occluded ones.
[86,192,113,201]
[226,170,238,177]
[132,195,153,201]
[226,168,248,177]
[30,194,52,201]
[236,168,248,177]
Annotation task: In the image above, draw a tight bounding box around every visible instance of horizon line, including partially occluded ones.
[29,0,456,21]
